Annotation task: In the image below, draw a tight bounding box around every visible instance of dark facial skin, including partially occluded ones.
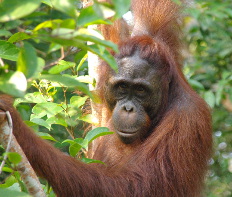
[105,53,167,144]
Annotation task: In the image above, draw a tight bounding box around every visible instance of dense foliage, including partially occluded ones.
[0,0,231,196]
[185,0,232,196]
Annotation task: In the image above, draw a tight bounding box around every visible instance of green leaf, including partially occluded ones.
[188,79,204,90]
[51,27,118,52]
[0,40,19,61]
[35,57,45,78]
[31,118,51,130]
[42,0,53,7]
[8,32,33,43]
[0,30,12,37]
[34,19,62,31]
[0,0,41,22]
[70,96,88,108]
[51,28,76,39]
[37,132,58,142]
[85,127,113,144]
[89,44,118,72]
[50,0,78,17]
[48,43,62,53]
[47,32,117,71]
[215,80,226,106]
[0,188,30,197]
[76,53,88,71]
[7,152,22,164]
[48,60,76,74]
[17,42,39,79]
[14,92,47,106]
[93,2,115,19]
[76,75,95,85]
[74,138,89,149]
[112,0,131,18]
[62,138,88,157]
[69,143,82,157]
[32,103,63,119]
[79,114,98,124]
[2,167,13,173]
[78,5,111,26]
[81,157,105,164]
[34,19,76,32]
[76,28,118,52]
[62,139,75,145]
[0,176,17,188]
[46,116,68,127]
[204,91,215,108]
[0,71,27,97]
[39,74,92,98]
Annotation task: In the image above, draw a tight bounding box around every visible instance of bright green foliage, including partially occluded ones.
[0,0,122,97]
[184,0,232,196]
[0,188,30,197]
[0,0,41,22]
[0,71,27,97]
[6,153,22,165]
[0,41,19,61]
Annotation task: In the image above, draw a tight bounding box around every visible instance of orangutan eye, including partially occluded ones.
[118,83,128,90]
[136,86,145,92]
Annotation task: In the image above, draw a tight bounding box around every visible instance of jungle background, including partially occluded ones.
[0,0,231,196]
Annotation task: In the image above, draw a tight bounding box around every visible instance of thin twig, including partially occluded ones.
[44,47,65,69]
[44,47,80,69]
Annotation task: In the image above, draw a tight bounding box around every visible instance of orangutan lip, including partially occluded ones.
[117,130,137,137]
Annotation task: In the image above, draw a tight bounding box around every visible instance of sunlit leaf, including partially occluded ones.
[48,60,76,74]
[112,0,131,18]
[89,44,118,72]
[78,5,111,26]
[39,74,92,98]
[0,176,17,188]
[70,96,88,108]
[31,118,51,130]
[17,42,39,79]
[81,157,105,164]
[14,92,47,106]
[32,102,63,119]
[0,40,19,61]
[42,0,53,7]
[7,152,22,164]
[76,75,95,85]
[0,188,30,197]
[37,132,58,142]
[46,116,68,127]
[74,138,89,149]
[34,19,75,31]
[85,127,113,143]
[0,30,12,37]
[50,0,78,17]
[8,32,33,43]
[188,79,204,90]
[2,167,13,173]
[79,114,98,125]
[69,143,82,157]
[0,0,41,22]
[0,71,27,97]
[204,91,215,108]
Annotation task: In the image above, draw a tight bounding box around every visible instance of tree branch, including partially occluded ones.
[0,111,46,197]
